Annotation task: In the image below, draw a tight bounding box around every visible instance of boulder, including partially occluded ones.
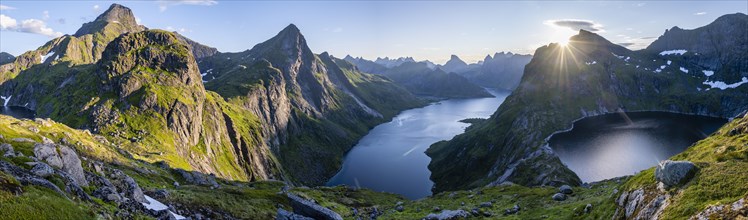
[552,193,567,201]
[479,202,492,208]
[505,204,521,215]
[30,163,55,177]
[111,169,146,203]
[152,189,170,200]
[625,189,644,218]
[277,208,314,220]
[655,160,697,187]
[33,143,63,168]
[58,146,88,186]
[286,193,343,220]
[0,143,14,157]
[584,203,593,213]
[559,185,573,194]
[424,209,470,220]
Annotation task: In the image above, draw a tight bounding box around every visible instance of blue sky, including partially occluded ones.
[0,1,745,64]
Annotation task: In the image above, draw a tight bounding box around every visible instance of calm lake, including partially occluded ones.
[549,111,726,183]
[327,89,510,199]
[0,106,35,119]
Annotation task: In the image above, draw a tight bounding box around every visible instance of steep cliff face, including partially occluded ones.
[427,15,748,192]
[199,24,423,185]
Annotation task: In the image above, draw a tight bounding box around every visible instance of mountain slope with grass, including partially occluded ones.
[427,13,748,193]
[198,24,424,185]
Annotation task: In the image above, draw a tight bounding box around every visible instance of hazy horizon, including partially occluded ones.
[1,0,745,64]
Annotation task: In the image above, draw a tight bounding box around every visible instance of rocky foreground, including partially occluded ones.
[1,111,747,219]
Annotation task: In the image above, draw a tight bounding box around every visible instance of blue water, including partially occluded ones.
[549,111,726,183]
[327,89,510,199]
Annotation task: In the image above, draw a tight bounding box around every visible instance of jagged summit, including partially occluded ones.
[74,3,144,36]
[248,23,312,62]
[96,4,137,24]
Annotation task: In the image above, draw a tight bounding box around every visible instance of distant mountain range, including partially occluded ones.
[344,52,532,91]
[343,55,491,98]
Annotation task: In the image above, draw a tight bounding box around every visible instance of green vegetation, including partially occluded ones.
[0,186,98,220]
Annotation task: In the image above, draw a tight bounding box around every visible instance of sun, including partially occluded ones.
[558,38,570,47]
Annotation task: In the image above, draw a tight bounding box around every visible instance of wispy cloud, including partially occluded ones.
[694,12,707,16]
[166,26,191,33]
[158,0,218,12]
[544,19,604,32]
[93,4,100,12]
[0,14,63,37]
[42,10,50,20]
[0,5,16,10]
[616,36,656,50]
[635,3,646,7]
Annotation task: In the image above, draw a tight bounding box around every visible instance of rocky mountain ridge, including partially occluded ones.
[0,4,418,187]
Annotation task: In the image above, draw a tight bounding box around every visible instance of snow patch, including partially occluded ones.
[702,70,714,76]
[201,69,213,82]
[41,51,55,63]
[666,60,672,65]
[625,57,631,62]
[659,49,687,56]
[142,195,186,219]
[702,77,748,90]
[679,67,689,73]
[238,65,246,69]
[585,61,597,65]
[611,53,625,59]
[1,95,11,106]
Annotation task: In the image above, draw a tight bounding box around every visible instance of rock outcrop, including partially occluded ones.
[286,193,343,220]
[424,209,470,220]
[655,160,697,187]
[33,143,88,186]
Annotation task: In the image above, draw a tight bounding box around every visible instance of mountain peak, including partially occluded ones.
[96,4,137,23]
[279,24,301,36]
[450,54,461,60]
[74,3,142,36]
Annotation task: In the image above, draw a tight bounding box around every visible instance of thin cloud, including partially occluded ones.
[93,5,100,12]
[158,0,218,12]
[617,37,657,50]
[42,10,50,20]
[166,26,191,33]
[694,12,707,16]
[0,5,16,10]
[544,19,604,32]
[0,14,63,37]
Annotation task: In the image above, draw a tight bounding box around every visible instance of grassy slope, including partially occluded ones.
[622,114,748,219]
